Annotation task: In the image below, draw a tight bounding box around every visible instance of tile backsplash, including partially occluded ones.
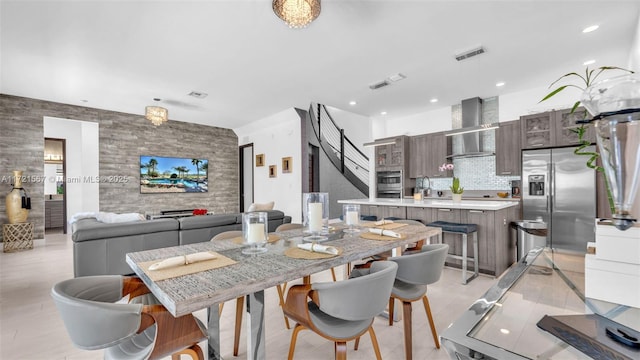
[418,156,518,191]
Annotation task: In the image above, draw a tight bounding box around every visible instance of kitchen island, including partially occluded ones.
[338,198,521,277]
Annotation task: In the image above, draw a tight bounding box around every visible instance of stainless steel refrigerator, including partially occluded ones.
[522,146,596,253]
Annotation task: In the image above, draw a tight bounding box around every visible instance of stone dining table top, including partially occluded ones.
[126,223,442,317]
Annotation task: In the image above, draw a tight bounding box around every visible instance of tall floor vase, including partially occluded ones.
[6,170,31,224]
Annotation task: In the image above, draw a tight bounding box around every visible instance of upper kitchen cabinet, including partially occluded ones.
[495,120,521,176]
[520,108,596,149]
[520,112,554,148]
[554,107,596,146]
[375,135,409,171]
[409,132,450,178]
[409,134,427,178]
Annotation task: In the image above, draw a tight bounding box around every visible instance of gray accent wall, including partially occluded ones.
[0,94,239,241]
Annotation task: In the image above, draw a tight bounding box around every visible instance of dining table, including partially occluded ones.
[125,221,442,360]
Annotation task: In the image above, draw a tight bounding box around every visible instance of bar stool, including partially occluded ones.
[426,221,478,284]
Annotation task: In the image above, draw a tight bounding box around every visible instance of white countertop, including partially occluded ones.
[338,198,520,211]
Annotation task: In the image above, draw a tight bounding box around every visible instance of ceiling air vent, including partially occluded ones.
[455,46,485,61]
[369,80,390,90]
[188,91,208,99]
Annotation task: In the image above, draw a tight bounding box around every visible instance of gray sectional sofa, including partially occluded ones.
[72,210,291,277]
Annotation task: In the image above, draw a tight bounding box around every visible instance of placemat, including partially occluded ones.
[361,222,409,230]
[284,247,343,259]
[231,233,280,244]
[139,252,237,281]
[360,232,407,241]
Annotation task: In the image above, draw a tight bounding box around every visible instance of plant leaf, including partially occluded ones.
[570,101,581,114]
[540,85,568,102]
[549,72,587,88]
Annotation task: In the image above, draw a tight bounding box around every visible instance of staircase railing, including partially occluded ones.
[309,103,369,195]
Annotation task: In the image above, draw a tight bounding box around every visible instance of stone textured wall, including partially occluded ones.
[0,94,238,241]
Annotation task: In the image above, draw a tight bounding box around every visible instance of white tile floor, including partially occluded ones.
[0,232,497,360]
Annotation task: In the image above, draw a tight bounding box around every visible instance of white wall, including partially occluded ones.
[629,12,640,71]
[43,117,99,231]
[382,107,452,137]
[234,108,303,223]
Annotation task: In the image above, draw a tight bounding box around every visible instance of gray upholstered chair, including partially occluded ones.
[283,261,398,360]
[387,243,449,360]
[51,275,206,360]
[211,230,245,356]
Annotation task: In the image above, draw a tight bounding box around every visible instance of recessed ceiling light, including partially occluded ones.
[500,328,510,335]
[188,91,208,99]
[496,82,505,87]
[583,59,596,66]
[430,98,438,103]
[380,111,387,116]
[349,101,357,106]
[80,99,88,103]
[583,25,599,33]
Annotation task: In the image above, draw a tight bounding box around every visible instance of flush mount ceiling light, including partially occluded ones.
[583,25,599,33]
[145,103,168,126]
[273,0,321,29]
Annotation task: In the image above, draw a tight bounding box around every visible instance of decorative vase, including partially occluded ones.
[581,73,640,230]
[6,170,31,224]
[452,193,462,203]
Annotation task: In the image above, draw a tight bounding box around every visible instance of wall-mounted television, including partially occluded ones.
[140,156,208,193]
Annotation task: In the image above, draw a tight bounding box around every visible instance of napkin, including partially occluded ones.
[374,219,394,226]
[369,228,401,238]
[297,243,339,255]
[149,251,217,271]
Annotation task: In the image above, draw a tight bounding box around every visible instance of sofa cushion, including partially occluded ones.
[178,214,238,230]
[72,218,179,242]
[247,201,275,212]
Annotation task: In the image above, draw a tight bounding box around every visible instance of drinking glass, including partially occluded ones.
[242,211,268,254]
[343,204,360,234]
[303,192,329,242]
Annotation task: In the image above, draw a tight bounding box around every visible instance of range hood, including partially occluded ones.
[445,97,498,159]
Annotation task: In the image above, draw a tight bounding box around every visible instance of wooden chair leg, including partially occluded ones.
[388,297,395,326]
[369,326,382,360]
[422,295,440,349]
[218,302,223,316]
[335,341,347,360]
[330,267,337,282]
[276,283,291,329]
[402,301,413,360]
[233,296,244,356]
[288,323,305,360]
[354,336,360,350]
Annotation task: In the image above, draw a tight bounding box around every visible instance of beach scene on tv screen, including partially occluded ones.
[140,156,208,193]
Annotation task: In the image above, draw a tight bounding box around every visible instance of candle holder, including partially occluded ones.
[343,204,360,234]
[303,192,329,242]
[242,212,268,255]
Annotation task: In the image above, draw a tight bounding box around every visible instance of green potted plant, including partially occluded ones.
[439,163,463,202]
[540,66,634,215]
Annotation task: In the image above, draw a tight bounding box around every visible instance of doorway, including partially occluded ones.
[239,144,254,212]
[44,138,67,234]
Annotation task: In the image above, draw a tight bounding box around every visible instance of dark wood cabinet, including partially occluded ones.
[409,132,450,179]
[553,108,596,146]
[45,200,64,229]
[409,134,428,178]
[521,112,555,148]
[375,136,409,171]
[521,108,595,149]
[495,120,521,176]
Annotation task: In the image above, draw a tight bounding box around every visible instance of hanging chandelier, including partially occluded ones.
[273,0,321,29]
[145,106,168,126]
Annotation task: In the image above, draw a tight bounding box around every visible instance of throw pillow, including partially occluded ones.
[248,201,275,212]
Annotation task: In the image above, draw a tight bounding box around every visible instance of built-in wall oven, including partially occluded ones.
[376,170,403,199]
